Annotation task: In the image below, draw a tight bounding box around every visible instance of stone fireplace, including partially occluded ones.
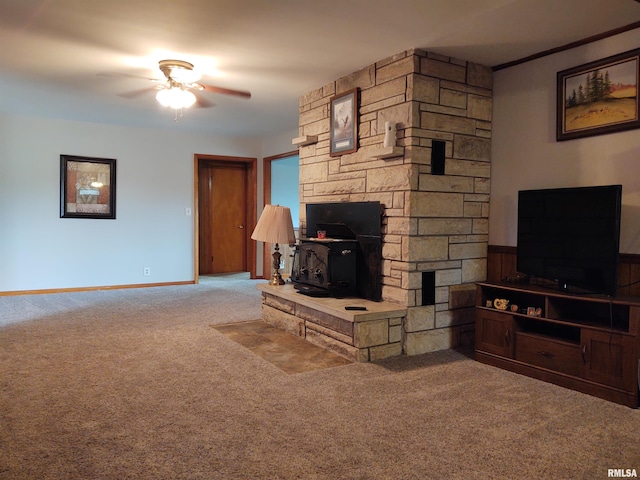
[295,49,492,355]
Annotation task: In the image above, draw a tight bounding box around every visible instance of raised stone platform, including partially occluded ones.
[257,283,407,362]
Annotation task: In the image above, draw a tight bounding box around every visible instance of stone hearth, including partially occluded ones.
[257,283,407,362]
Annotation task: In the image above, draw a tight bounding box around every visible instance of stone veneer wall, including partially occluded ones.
[297,49,492,355]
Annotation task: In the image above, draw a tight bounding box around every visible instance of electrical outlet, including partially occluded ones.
[143,267,151,276]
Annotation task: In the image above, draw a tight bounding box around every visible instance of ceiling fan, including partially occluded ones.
[114,59,252,121]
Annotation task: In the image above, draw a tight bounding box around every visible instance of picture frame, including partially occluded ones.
[557,48,639,141]
[330,88,358,156]
[60,155,116,219]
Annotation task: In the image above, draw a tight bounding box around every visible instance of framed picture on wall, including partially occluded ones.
[60,155,116,219]
[330,88,358,156]
[557,48,640,141]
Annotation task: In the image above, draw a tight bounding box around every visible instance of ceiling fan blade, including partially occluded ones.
[202,84,251,99]
[118,86,158,99]
[98,71,162,82]
[194,94,215,108]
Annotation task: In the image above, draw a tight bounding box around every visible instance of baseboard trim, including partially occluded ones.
[0,280,195,297]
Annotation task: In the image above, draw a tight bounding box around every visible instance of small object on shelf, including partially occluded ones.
[292,135,318,146]
[383,121,397,148]
[493,298,509,311]
[526,307,543,317]
[485,300,493,308]
[510,304,519,312]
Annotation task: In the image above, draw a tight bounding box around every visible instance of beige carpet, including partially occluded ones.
[1,277,639,479]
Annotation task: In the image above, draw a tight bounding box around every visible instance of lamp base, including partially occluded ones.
[269,272,285,286]
[268,244,285,286]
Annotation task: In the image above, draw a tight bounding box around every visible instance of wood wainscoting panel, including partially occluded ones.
[488,245,640,297]
[487,245,518,283]
[618,254,640,297]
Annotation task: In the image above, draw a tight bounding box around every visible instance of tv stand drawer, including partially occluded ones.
[515,333,581,377]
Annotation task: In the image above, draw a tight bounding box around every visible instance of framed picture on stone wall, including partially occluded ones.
[330,88,358,156]
[60,155,116,219]
[557,48,640,141]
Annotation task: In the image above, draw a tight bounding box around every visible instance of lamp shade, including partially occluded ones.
[251,204,296,245]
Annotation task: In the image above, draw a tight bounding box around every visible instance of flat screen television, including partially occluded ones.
[517,185,622,296]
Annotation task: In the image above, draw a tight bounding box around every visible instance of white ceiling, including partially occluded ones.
[1,0,639,137]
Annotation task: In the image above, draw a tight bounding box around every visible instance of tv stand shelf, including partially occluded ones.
[475,282,640,407]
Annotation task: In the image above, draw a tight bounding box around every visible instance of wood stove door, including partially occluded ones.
[296,242,330,289]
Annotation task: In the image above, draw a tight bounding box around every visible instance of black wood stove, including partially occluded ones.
[291,201,383,301]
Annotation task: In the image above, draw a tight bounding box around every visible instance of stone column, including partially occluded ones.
[297,49,492,355]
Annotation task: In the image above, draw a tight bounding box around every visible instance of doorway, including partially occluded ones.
[195,154,257,280]
[262,151,299,279]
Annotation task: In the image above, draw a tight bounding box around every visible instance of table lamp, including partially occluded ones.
[251,204,296,285]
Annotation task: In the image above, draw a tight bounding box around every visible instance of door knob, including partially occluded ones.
[238,225,244,229]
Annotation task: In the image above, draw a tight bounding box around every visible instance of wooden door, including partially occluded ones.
[475,309,515,358]
[581,330,635,392]
[198,161,247,274]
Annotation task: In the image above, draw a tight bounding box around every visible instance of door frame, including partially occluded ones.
[194,154,258,281]
[261,150,298,279]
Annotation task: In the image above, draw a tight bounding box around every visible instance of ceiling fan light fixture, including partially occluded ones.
[170,67,201,84]
[156,87,196,110]
[158,59,201,83]
[181,89,196,108]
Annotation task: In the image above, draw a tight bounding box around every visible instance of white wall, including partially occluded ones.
[490,28,640,253]
[260,128,298,160]
[0,113,262,292]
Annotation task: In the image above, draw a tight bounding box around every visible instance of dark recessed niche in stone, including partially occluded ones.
[431,140,446,175]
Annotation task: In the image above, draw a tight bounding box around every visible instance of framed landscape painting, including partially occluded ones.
[557,48,639,141]
[330,88,358,156]
[60,155,116,219]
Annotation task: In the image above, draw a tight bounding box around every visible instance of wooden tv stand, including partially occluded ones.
[475,282,639,407]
